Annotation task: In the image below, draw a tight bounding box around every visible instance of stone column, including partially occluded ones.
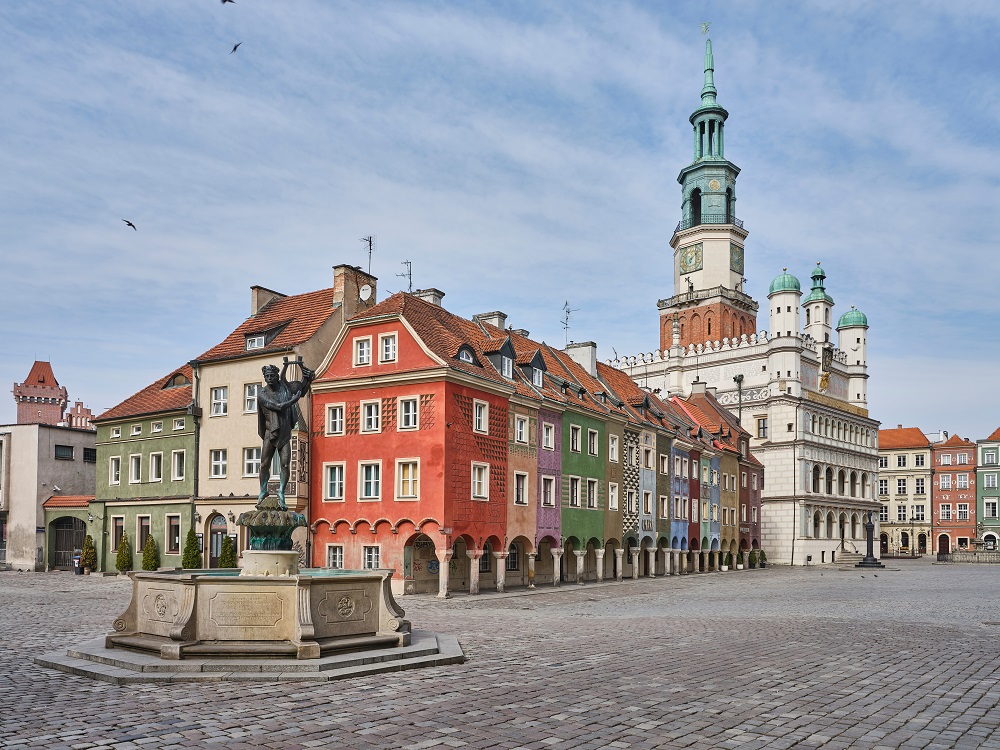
[574,550,586,585]
[670,550,679,576]
[435,548,453,599]
[493,552,507,593]
[467,550,482,595]
[630,547,640,580]
[709,551,717,571]
[614,549,624,582]
[550,548,563,586]
[664,549,672,576]
[595,549,605,582]
[646,548,656,578]
[526,553,536,589]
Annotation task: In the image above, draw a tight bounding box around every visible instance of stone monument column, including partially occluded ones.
[574,550,586,584]
[435,548,453,599]
[614,548,624,582]
[595,549,605,582]
[467,550,483,595]
[526,553,536,589]
[630,547,640,579]
[550,548,563,586]
[493,552,507,593]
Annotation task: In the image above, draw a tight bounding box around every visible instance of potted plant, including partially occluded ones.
[80,534,97,575]
[722,551,732,571]
[141,536,160,571]
[181,527,201,569]
[759,549,767,569]
[748,550,758,569]
[735,551,744,570]
[116,532,133,575]
[218,535,238,568]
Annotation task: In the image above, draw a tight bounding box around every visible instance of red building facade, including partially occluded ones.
[932,434,977,553]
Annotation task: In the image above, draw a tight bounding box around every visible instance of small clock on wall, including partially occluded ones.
[730,243,744,274]
[708,179,721,191]
[679,243,703,274]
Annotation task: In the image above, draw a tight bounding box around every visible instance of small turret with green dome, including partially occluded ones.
[768,268,800,295]
[837,306,868,329]
[802,262,834,305]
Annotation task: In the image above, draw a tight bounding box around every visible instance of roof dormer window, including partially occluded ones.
[246,335,265,351]
[501,356,513,379]
[457,346,478,365]
[532,368,543,388]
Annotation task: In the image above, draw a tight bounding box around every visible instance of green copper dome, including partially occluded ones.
[837,306,868,328]
[768,269,801,295]
[802,261,834,305]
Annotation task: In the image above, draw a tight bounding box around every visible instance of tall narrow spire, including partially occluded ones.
[701,38,717,107]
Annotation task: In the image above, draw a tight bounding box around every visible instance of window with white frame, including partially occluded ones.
[501,356,513,379]
[151,421,162,434]
[359,462,381,500]
[399,398,418,430]
[913,504,925,521]
[458,349,474,364]
[986,501,998,519]
[659,454,669,474]
[941,454,952,465]
[109,456,121,485]
[149,452,163,482]
[397,460,419,499]
[211,387,228,416]
[752,506,758,523]
[472,463,489,499]
[569,477,580,507]
[327,404,345,435]
[210,449,227,478]
[326,545,344,569]
[324,463,345,500]
[608,482,618,511]
[532,368,543,388]
[940,504,952,520]
[166,515,181,554]
[514,472,528,505]
[474,401,488,434]
[674,497,682,518]
[354,337,372,366]
[515,416,528,444]
[243,447,261,477]
[958,453,969,465]
[660,496,669,518]
[542,476,554,506]
[111,517,124,551]
[986,474,998,489]
[542,423,554,450]
[570,425,581,452]
[244,384,259,413]
[958,503,970,520]
[588,430,598,456]
[939,475,951,490]
[742,471,748,488]
[173,418,185,431]
[914,477,925,494]
[756,417,767,439]
[361,401,381,433]
[643,448,653,469]
[957,474,969,489]
[879,504,888,522]
[111,427,121,439]
[363,545,380,569]
[896,455,907,467]
[985,451,998,466]
[878,479,888,495]
[171,450,185,481]
[897,478,908,494]
[587,479,598,509]
[609,435,619,462]
[915,453,925,467]
[674,456,682,476]
[643,491,652,515]
[130,424,141,436]
[878,455,888,468]
[682,459,689,478]
[129,454,141,483]
[752,473,758,491]
[379,333,397,363]
[741,504,746,522]
[627,490,637,515]
[246,334,264,351]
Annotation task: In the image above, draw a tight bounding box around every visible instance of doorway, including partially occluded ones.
[208,515,228,568]
[52,517,86,569]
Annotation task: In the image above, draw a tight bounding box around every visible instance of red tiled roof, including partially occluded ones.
[43,495,93,509]
[878,427,929,450]
[97,365,193,421]
[21,360,59,386]
[937,433,974,448]
[987,427,1000,442]
[194,287,340,363]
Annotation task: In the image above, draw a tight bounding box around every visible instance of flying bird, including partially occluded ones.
[221,0,235,4]
[231,42,242,54]
[122,219,137,231]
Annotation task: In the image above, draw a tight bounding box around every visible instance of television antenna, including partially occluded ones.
[396,260,413,292]
[360,235,375,275]
[561,300,579,347]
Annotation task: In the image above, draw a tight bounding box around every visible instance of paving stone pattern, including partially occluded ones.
[4,560,1000,749]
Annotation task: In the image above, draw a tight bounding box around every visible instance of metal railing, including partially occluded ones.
[674,215,744,232]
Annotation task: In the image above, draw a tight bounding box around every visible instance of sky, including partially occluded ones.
[2,1,999,440]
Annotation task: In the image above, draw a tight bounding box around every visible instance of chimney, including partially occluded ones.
[706,385,717,398]
[511,328,530,337]
[412,288,445,307]
[690,379,707,395]
[897,424,902,429]
[333,264,378,319]
[250,285,286,315]
[474,311,508,329]
[564,341,597,377]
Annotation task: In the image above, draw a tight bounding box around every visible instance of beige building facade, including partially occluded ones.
[876,427,932,556]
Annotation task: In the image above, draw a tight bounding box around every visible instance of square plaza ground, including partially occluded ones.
[3,560,998,750]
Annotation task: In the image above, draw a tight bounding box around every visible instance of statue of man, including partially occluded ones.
[257,359,315,506]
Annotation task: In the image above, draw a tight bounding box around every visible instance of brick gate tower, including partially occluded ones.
[13,361,68,425]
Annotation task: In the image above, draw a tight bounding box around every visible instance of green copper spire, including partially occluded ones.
[701,38,718,107]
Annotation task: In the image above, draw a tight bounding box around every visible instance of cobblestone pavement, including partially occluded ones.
[4,560,1000,750]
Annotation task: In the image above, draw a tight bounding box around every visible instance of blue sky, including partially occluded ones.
[2,1,998,440]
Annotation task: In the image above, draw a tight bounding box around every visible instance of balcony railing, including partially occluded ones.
[674,215,744,232]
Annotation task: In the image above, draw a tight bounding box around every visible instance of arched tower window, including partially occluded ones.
[690,189,702,227]
[805,309,811,325]
[825,309,830,324]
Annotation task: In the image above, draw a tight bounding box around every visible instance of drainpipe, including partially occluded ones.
[189,361,202,552]
[789,403,798,567]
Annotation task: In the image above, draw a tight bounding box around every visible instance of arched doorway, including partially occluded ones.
[879,533,888,554]
[918,533,927,554]
[985,533,998,551]
[404,533,438,594]
[51,516,86,569]
[208,514,229,568]
[900,531,910,551]
[938,534,950,554]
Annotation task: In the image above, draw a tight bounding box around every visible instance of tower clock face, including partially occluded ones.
[679,243,703,274]
[709,179,721,191]
[730,243,744,274]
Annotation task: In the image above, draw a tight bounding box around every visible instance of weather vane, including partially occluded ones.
[700,21,711,36]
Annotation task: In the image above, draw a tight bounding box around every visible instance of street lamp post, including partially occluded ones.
[911,505,915,558]
[857,510,885,569]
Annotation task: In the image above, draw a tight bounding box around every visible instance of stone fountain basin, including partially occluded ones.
[107,567,410,660]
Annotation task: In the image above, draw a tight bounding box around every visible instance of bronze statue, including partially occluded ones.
[257,357,315,507]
